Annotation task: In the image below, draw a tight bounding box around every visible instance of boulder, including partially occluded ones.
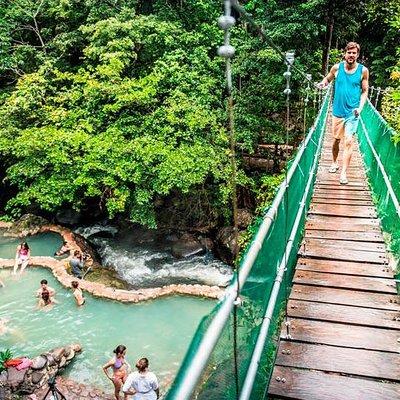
[237,209,253,229]
[171,234,205,259]
[7,367,27,389]
[5,214,48,237]
[31,371,45,384]
[31,356,47,370]
[55,209,82,226]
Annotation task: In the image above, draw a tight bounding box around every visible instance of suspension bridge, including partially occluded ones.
[164,1,399,399]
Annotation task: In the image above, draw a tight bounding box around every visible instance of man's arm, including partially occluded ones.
[318,64,339,88]
[357,67,369,115]
[122,374,136,395]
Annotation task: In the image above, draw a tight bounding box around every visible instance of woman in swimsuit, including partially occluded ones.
[13,242,30,274]
[103,345,130,400]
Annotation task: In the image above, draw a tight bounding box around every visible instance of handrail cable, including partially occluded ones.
[240,87,331,400]
[359,101,400,217]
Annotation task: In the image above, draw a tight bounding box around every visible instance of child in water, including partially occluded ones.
[37,289,57,311]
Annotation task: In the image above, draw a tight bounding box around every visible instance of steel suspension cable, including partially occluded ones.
[218,2,240,398]
[229,0,324,86]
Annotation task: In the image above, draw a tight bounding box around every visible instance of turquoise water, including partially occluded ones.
[0,240,215,391]
[0,231,63,259]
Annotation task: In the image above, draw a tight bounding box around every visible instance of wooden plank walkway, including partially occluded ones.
[268,130,400,399]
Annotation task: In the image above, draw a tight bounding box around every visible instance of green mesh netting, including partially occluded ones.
[165,89,331,400]
[358,100,400,262]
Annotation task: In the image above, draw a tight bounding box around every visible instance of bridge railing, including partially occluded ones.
[358,100,400,262]
[165,87,331,400]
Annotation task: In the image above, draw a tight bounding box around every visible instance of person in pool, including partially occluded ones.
[13,242,30,274]
[71,281,85,306]
[37,289,57,310]
[54,240,71,256]
[36,279,55,299]
[103,345,131,400]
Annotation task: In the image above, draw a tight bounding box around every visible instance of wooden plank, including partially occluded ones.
[275,341,400,382]
[297,258,393,278]
[300,245,387,263]
[301,237,386,252]
[269,366,400,400]
[315,183,368,191]
[287,299,400,330]
[290,284,400,311]
[293,270,396,293]
[311,197,373,206]
[309,203,377,218]
[300,238,386,254]
[304,229,384,242]
[312,189,371,199]
[315,181,367,189]
[306,215,381,232]
[280,318,400,352]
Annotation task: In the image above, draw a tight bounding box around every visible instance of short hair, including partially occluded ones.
[345,42,360,54]
[71,281,79,288]
[136,357,149,372]
[40,279,48,285]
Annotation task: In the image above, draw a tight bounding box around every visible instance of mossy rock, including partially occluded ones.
[6,214,49,237]
[85,267,128,290]
[65,263,128,290]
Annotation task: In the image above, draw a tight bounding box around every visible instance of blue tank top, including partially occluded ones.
[332,62,363,118]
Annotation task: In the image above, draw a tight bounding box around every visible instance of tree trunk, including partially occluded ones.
[322,1,334,75]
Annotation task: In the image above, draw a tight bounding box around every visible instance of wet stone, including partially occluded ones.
[31,371,45,384]
[31,356,47,370]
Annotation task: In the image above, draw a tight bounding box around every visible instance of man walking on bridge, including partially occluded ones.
[318,42,369,185]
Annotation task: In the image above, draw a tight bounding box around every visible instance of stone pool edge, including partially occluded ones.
[0,221,225,302]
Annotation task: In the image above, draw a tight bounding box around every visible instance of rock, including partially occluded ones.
[237,209,253,229]
[43,354,56,367]
[215,226,238,264]
[31,356,47,370]
[59,356,66,368]
[7,367,27,388]
[0,371,7,383]
[31,372,45,384]
[51,347,65,362]
[56,209,82,226]
[171,234,205,259]
[5,214,49,237]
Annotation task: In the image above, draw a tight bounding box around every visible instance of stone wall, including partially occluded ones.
[0,344,81,399]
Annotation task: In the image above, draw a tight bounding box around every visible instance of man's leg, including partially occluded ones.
[340,135,353,184]
[332,138,340,164]
[340,116,358,184]
[329,116,344,172]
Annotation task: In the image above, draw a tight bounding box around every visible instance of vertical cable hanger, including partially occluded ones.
[218,2,241,399]
[283,51,295,341]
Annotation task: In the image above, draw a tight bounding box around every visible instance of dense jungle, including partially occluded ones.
[0,0,399,246]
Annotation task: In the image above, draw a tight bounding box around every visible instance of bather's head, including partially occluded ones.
[71,281,79,289]
[113,345,127,357]
[136,357,149,372]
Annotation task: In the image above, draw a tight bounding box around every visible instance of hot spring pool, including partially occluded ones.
[0,252,215,391]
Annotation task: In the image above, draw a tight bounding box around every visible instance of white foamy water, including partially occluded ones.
[75,224,232,288]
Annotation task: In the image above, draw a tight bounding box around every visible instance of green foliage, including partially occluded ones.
[0,348,13,372]
[0,0,398,229]
[382,70,400,141]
